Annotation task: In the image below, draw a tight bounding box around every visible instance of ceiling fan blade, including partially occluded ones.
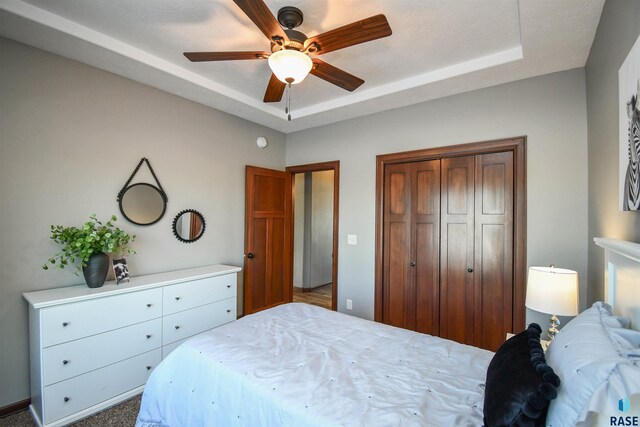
[305,14,392,55]
[310,58,364,92]
[263,73,286,102]
[184,51,269,62]
[233,0,289,43]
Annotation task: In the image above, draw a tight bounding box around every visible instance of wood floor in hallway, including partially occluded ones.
[292,284,332,310]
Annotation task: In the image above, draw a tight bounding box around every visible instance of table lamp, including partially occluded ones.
[525,266,579,340]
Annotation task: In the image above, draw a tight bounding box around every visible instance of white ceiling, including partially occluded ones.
[0,0,605,134]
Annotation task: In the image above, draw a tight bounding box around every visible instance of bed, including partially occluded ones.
[136,238,640,427]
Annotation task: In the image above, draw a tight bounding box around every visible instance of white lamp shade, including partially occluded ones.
[526,266,579,316]
[268,50,313,84]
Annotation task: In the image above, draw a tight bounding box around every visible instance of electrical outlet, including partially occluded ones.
[347,234,357,245]
[346,299,353,310]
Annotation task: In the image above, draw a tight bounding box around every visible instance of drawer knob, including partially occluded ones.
[146,303,152,308]
[64,397,70,403]
[226,309,231,313]
[62,322,69,327]
[62,360,69,365]
[175,296,181,301]
[146,334,151,339]
[175,325,180,330]
[227,285,231,289]
[146,365,152,371]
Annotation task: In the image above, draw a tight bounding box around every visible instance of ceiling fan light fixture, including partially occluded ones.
[268,49,312,84]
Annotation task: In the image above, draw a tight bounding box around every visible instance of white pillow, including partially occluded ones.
[545,302,640,427]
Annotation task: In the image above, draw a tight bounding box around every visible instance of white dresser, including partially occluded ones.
[23,264,241,427]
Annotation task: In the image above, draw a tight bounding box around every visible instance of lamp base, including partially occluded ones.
[548,314,560,340]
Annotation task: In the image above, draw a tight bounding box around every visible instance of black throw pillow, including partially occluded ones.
[483,323,561,427]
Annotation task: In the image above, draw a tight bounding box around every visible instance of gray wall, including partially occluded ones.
[309,170,333,287]
[585,0,640,304]
[0,37,286,408]
[286,69,589,323]
[292,171,333,289]
[293,173,305,287]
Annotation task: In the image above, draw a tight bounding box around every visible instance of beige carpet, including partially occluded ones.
[0,395,141,427]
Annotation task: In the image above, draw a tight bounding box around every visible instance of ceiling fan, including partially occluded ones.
[183,0,392,106]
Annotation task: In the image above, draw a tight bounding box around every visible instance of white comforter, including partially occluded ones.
[136,303,492,427]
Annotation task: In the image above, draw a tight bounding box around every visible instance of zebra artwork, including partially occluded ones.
[624,79,640,211]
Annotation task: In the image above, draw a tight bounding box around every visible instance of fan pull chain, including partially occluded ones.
[285,82,292,121]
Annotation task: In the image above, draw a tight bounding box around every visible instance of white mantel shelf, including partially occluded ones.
[24,264,242,309]
[594,237,640,263]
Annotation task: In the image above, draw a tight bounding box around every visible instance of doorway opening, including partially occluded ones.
[287,161,339,311]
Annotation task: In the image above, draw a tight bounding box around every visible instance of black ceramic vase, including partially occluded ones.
[82,252,109,288]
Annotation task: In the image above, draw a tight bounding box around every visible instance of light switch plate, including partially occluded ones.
[347,234,357,245]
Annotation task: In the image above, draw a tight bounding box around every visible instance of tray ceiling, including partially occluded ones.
[0,0,605,133]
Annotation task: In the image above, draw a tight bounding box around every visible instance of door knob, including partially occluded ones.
[410,262,416,267]
[467,268,474,273]
[247,253,255,259]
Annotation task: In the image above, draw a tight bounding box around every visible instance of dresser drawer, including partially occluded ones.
[163,297,236,345]
[42,319,161,386]
[43,349,160,424]
[41,289,162,347]
[163,274,236,315]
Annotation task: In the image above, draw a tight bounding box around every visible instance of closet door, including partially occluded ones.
[439,156,475,345]
[375,137,525,353]
[439,153,514,350]
[382,161,440,333]
[473,152,514,351]
[413,161,440,335]
[382,163,413,329]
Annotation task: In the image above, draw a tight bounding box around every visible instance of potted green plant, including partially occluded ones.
[43,214,136,288]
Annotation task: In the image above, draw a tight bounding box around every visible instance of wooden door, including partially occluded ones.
[375,137,526,351]
[413,161,441,335]
[440,153,515,350]
[439,156,475,345]
[382,160,440,333]
[244,166,292,315]
[382,162,413,329]
[473,152,514,351]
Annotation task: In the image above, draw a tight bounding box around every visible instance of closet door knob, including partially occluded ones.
[175,296,181,301]
[410,262,416,267]
[64,397,70,403]
[146,334,151,339]
[467,268,474,273]
[247,253,255,259]
[146,303,152,308]
[175,325,180,330]
[227,285,231,288]
[226,309,231,313]
[62,322,69,327]
[62,360,69,365]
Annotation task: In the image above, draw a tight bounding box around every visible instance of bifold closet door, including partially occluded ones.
[382,160,440,335]
[439,152,514,350]
[439,156,475,345]
[413,161,441,335]
[473,151,514,351]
